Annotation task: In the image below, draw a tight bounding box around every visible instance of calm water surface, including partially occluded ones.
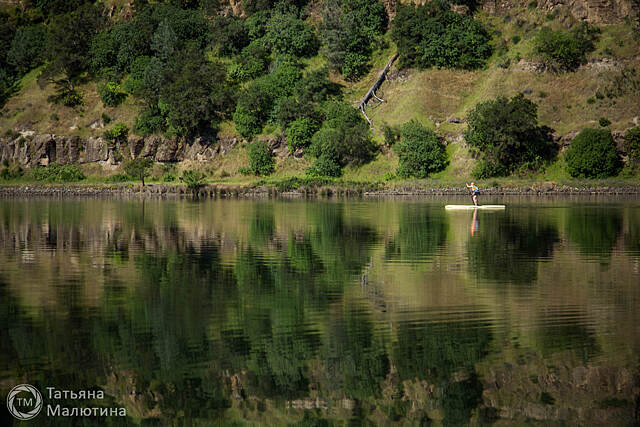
[1,196,639,425]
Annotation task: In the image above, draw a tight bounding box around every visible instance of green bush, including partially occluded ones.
[391,0,492,70]
[228,41,270,83]
[29,164,86,182]
[98,81,127,107]
[47,87,84,107]
[306,150,342,177]
[382,122,400,146]
[465,94,556,178]
[182,169,207,190]
[533,23,598,72]
[248,141,275,176]
[308,101,377,168]
[105,173,129,183]
[393,120,448,178]
[599,117,611,127]
[162,172,176,182]
[0,160,24,180]
[104,123,130,144]
[624,126,640,168]
[565,128,622,178]
[134,107,166,137]
[286,117,318,152]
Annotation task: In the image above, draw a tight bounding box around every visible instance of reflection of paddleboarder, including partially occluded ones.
[470,209,478,236]
[466,182,479,206]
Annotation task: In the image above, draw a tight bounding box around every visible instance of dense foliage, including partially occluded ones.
[307,102,377,176]
[565,128,622,178]
[29,164,86,182]
[623,127,640,170]
[391,0,492,70]
[464,94,556,178]
[248,141,276,176]
[533,23,598,72]
[393,120,448,178]
[320,0,388,80]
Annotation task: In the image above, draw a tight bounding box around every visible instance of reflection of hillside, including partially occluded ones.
[0,199,639,424]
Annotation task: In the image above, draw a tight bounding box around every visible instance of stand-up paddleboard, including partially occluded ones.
[445,205,505,210]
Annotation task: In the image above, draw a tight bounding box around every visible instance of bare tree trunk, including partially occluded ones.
[357,53,398,129]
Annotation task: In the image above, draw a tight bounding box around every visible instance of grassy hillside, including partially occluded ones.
[1,0,639,186]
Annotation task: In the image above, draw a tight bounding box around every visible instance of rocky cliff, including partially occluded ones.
[0,133,241,168]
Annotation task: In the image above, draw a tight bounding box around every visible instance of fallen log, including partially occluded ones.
[358,53,398,128]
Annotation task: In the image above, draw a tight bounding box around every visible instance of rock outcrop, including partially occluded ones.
[0,134,241,167]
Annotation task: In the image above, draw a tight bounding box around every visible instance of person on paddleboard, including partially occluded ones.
[466,182,479,206]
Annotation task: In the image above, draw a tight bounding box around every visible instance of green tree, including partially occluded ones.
[320,0,387,80]
[151,19,177,63]
[7,24,46,74]
[124,157,154,186]
[565,128,622,178]
[391,0,491,70]
[40,4,105,105]
[159,43,234,136]
[464,94,556,178]
[265,10,319,58]
[393,120,448,178]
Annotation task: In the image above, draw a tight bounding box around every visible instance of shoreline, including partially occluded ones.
[2,182,640,198]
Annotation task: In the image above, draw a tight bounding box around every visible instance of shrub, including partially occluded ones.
[393,120,448,178]
[29,164,86,182]
[623,127,640,169]
[382,122,400,146]
[101,112,111,124]
[565,128,622,178]
[133,107,166,137]
[248,141,275,175]
[286,117,318,152]
[0,160,24,180]
[123,157,154,185]
[228,41,270,83]
[105,173,129,183]
[599,117,611,127]
[162,172,176,182]
[308,101,377,167]
[306,151,342,177]
[98,81,127,107]
[391,1,492,70]
[104,123,129,144]
[47,87,84,107]
[465,94,556,178]
[182,169,207,190]
[533,23,598,72]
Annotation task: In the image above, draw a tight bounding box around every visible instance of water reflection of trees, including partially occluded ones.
[467,211,559,285]
[385,204,448,261]
[565,207,623,257]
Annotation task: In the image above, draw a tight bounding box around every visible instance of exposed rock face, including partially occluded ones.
[0,134,241,167]
[402,0,638,24]
[535,0,638,24]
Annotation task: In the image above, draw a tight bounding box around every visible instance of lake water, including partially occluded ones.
[1,196,639,425]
